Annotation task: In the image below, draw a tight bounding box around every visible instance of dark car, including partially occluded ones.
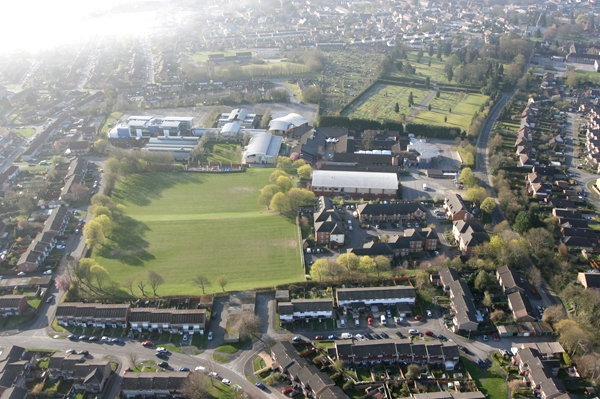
[373,334,381,339]
[437,334,448,341]
[158,361,169,368]
[477,359,486,368]
[79,335,88,341]
[179,367,190,372]
[256,382,267,390]
[425,330,435,337]
[112,338,124,345]
[396,331,405,339]
[485,358,492,367]
[77,350,89,356]
[292,336,304,342]
[380,332,389,339]
[364,333,373,340]
[458,346,473,355]
[88,336,99,342]
[67,334,79,341]
[327,334,338,340]
[155,352,168,359]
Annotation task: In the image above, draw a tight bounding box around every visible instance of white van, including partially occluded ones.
[341,333,353,339]
[355,318,360,327]
[380,315,387,325]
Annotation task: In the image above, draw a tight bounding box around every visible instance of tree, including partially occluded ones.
[513,211,532,234]
[490,309,505,322]
[337,253,359,272]
[93,139,110,154]
[261,107,272,128]
[258,184,281,208]
[459,168,478,187]
[182,371,209,399]
[75,258,98,286]
[194,274,211,294]
[359,256,376,276]
[406,364,421,380]
[474,270,496,291]
[71,184,90,201]
[408,91,414,106]
[464,186,487,204]
[332,359,344,373]
[270,192,291,214]
[55,276,71,292]
[269,169,288,184]
[83,220,105,251]
[89,205,112,219]
[524,227,555,253]
[287,188,315,211]
[276,176,293,193]
[236,313,261,341]
[265,371,283,386]
[363,131,374,150]
[542,305,567,325]
[137,280,147,296]
[428,104,431,111]
[147,270,165,296]
[276,157,293,170]
[394,102,399,113]
[297,164,313,179]
[374,256,391,277]
[17,196,35,215]
[310,258,329,282]
[480,197,496,214]
[127,352,139,368]
[123,279,136,296]
[217,275,228,292]
[94,214,114,237]
[90,264,110,290]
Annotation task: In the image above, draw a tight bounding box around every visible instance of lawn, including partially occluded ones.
[411,92,488,132]
[93,169,303,295]
[17,128,36,138]
[100,112,124,135]
[204,142,242,164]
[463,357,508,399]
[342,84,431,120]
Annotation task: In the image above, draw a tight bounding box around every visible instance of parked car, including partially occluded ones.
[482,335,489,341]
[79,335,89,341]
[492,332,499,341]
[88,336,99,342]
[380,332,389,339]
[425,330,435,337]
[282,388,293,395]
[66,349,76,354]
[195,366,206,372]
[112,338,124,345]
[77,350,89,356]
[157,361,168,368]
[208,372,219,378]
[292,336,304,342]
[141,341,154,347]
[327,334,338,340]
[17,272,25,276]
[179,367,190,372]
[46,295,53,303]
[314,335,325,340]
[437,334,448,341]
[408,329,420,335]
[221,379,231,386]
[367,317,373,325]
[67,334,79,341]
[426,310,432,317]
[255,382,266,390]
[43,270,52,275]
[355,334,366,341]
[477,359,486,368]
[396,331,405,339]
[208,332,213,340]
[414,315,422,321]
[100,336,111,343]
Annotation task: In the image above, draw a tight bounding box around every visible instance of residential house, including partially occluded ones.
[0,166,20,190]
[128,308,206,334]
[351,228,439,258]
[313,197,345,245]
[526,172,552,198]
[48,354,111,393]
[0,297,28,317]
[278,299,333,323]
[336,286,416,308]
[0,346,35,396]
[448,279,480,333]
[577,272,600,289]
[507,291,536,322]
[16,249,44,273]
[514,347,568,399]
[437,267,460,292]
[453,220,489,257]
[65,141,91,156]
[120,372,189,398]
[271,341,308,373]
[55,303,130,328]
[496,266,523,294]
[44,207,69,236]
[80,127,98,140]
[356,202,427,223]
[444,194,477,221]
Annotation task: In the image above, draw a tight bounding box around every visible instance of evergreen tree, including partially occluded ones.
[394,102,400,113]
[408,91,414,106]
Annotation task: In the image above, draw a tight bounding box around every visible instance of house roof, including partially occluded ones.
[438,267,460,286]
[508,291,535,320]
[0,296,25,309]
[67,141,91,150]
[578,272,600,288]
[56,302,129,319]
[0,387,28,399]
[120,372,190,391]
[336,286,416,303]
[278,299,333,315]
[357,202,426,216]
[312,170,398,190]
[319,386,348,399]
[445,193,467,215]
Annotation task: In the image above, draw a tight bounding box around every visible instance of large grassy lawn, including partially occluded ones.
[93,169,303,295]
[463,357,508,399]
[342,84,431,120]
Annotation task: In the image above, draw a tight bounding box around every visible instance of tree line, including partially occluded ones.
[258,157,315,214]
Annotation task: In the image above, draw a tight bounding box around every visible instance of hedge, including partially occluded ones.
[317,115,405,133]
[405,123,461,139]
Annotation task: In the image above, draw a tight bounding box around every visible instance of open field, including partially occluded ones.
[204,142,242,163]
[93,169,303,295]
[342,84,431,120]
[389,52,449,82]
[17,128,36,138]
[100,112,124,135]
[413,92,488,131]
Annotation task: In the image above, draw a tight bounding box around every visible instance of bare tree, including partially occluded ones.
[123,279,136,296]
[147,270,165,296]
[137,280,147,296]
[182,372,210,399]
[193,274,211,294]
[236,313,261,341]
[127,352,139,368]
[216,275,228,292]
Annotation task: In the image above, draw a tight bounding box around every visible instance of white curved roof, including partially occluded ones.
[221,122,241,134]
[269,112,308,130]
[268,120,292,132]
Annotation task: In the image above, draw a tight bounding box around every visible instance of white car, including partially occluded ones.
[408,329,420,335]
[43,270,52,275]
[17,272,25,276]
[195,366,206,372]
[156,347,168,353]
[426,310,432,317]
[208,332,213,340]
[355,334,366,341]
[221,378,231,386]
[101,336,111,342]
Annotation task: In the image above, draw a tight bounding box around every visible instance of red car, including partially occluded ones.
[141,341,154,347]
[415,315,422,321]
[314,335,325,340]
[368,317,373,325]
[282,387,293,395]
[492,332,499,341]
[425,330,435,337]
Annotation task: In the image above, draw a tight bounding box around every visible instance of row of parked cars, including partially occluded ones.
[68,334,124,344]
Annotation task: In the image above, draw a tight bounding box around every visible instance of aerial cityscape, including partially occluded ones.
[0,0,599,398]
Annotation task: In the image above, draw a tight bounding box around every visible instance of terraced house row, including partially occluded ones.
[55,302,207,334]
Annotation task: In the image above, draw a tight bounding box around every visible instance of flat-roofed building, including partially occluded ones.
[310,170,398,199]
